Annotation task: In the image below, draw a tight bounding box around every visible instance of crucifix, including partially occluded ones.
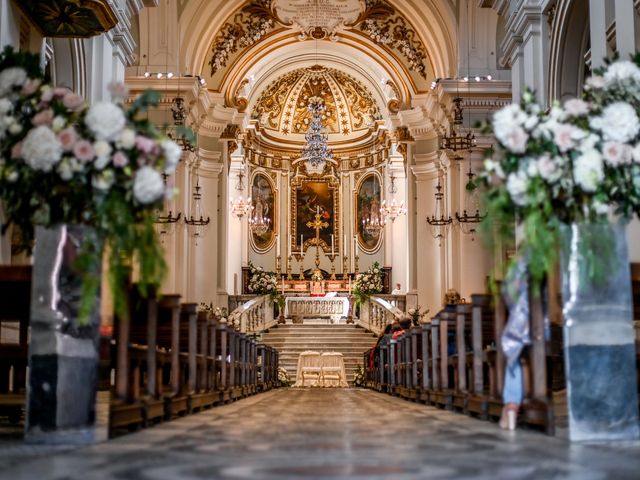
[306,207,329,281]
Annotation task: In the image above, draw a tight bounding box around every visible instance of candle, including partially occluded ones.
[354,236,358,256]
[343,234,347,254]
[276,234,280,254]
[331,234,334,256]
[316,205,319,215]
[281,277,285,295]
[300,234,303,254]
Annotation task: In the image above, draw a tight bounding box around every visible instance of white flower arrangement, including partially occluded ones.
[353,261,384,304]
[480,56,640,285]
[247,261,278,297]
[0,47,180,322]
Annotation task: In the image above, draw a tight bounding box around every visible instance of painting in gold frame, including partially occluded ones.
[250,172,276,252]
[291,177,340,254]
[355,172,383,253]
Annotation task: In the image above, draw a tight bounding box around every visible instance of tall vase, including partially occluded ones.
[559,221,640,441]
[25,224,106,445]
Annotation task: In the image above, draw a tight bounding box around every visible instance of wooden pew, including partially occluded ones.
[432,309,456,410]
[451,304,472,412]
[0,266,31,424]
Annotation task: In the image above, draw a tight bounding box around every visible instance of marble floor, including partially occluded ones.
[2,388,640,480]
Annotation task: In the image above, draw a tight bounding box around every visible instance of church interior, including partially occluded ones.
[1,1,640,478]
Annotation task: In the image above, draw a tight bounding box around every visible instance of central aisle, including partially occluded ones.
[2,389,640,479]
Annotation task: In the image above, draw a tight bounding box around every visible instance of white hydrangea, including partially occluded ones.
[0,67,27,97]
[590,102,640,143]
[133,165,165,204]
[21,126,63,172]
[604,60,640,85]
[506,171,529,206]
[161,139,182,174]
[85,102,126,141]
[574,150,604,192]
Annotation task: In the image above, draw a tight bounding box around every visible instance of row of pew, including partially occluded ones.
[110,288,280,435]
[0,266,280,437]
[364,289,556,434]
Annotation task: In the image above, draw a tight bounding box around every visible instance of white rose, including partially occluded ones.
[6,168,18,183]
[133,165,165,204]
[118,128,136,149]
[161,139,182,174]
[590,102,640,143]
[85,102,126,141]
[21,126,63,172]
[51,116,66,132]
[506,171,529,206]
[93,140,112,170]
[500,126,528,153]
[92,169,115,191]
[0,67,27,97]
[574,150,604,192]
[578,133,599,153]
[8,122,22,135]
[57,159,73,181]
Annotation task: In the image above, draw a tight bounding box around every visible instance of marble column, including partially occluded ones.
[227,146,249,295]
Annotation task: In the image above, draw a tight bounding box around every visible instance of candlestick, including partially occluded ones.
[276,255,281,276]
[348,276,352,295]
[287,255,293,280]
[329,254,337,280]
[281,276,285,295]
[343,234,347,255]
[343,255,348,278]
[355,254,360,274]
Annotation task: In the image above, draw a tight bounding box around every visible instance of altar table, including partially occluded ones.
[293,351,348,388]
[285,296,349,321]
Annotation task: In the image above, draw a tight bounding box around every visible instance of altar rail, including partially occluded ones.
[358,296,406,336]
[228,295,276,333]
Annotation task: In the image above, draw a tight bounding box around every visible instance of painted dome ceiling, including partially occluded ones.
[251,66,382,137]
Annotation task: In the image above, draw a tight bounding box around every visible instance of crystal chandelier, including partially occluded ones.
[248,211,271,235]
[229,171,253,219]
[300,100,333,176]
[168,97,195,152]
[184,174,211,242]
[426,179,452,246]
[380,175,407,222]
[455,164,486,239]
[440,97,476,154]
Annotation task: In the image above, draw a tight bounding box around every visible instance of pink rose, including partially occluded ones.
[73,140,96,163]
[58,127,78,152]
[553,124,583,153]
[53,87,69,97]
[564,99,590,117]
[11,141,22,159]
[112,151,129,167]
[32,109,54,127]
[21,79,41,96]
[62,92,84,111]
[107,82,129,100]
[602,141,632,166]
[135,135,156,154]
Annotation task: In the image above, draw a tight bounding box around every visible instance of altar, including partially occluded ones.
[285,296,350,322]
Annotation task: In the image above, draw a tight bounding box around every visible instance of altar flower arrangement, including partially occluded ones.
[479,56,640,285]
[247,261,278,297]
[0,47,179,320]
[407,305,429,326]
[353,261,384,304]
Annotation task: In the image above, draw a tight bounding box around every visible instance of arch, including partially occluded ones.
[47,37,87,96]
[178,0,457,99]
[548,0,590,102]
[354,170,384,255]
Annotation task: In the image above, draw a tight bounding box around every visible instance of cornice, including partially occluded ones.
[500,2,546,68]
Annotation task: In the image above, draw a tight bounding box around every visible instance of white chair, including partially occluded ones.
[320,352,348,387]
[294,351,322,387]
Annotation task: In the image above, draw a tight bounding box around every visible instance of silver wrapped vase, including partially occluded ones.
[560,221,640,441]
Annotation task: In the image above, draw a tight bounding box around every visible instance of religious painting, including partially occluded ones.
[292,178,339,254]
[355,172,383,253]
[250,172,276,252]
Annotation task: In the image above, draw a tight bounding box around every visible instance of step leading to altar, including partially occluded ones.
[260,324,377,384]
